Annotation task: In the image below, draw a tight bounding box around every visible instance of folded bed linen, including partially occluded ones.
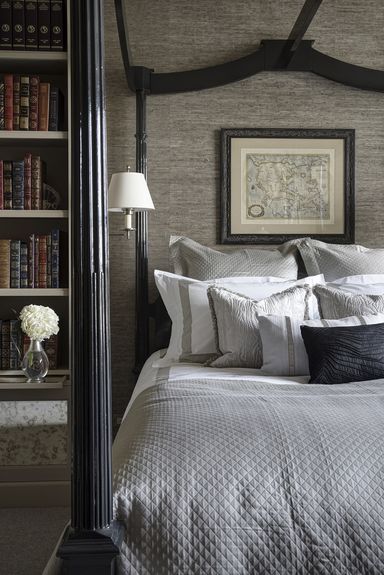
[113,353,384,575]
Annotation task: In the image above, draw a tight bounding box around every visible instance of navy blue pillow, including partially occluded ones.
[300,323,384,384]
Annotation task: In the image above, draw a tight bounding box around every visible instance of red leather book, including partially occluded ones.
[4,74,13,130]
[28,233,35,287]
[0,160,3,209]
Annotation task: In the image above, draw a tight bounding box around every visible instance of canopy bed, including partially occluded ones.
[54,0,384,573]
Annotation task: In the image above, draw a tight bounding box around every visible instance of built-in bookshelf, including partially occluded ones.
[0,1,71,508]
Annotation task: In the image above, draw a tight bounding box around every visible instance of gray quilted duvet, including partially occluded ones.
[112,376,384,574]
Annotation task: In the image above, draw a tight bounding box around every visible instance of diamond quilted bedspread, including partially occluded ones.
[112,377,384,575]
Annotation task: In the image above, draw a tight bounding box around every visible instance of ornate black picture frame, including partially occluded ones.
[221,128,355,244]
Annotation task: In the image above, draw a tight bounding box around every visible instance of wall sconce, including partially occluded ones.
[108,168,155,238]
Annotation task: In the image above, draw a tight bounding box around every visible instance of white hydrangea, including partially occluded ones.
[19,305,59,341]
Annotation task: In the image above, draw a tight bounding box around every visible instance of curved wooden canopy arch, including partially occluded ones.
[115,0,384,94]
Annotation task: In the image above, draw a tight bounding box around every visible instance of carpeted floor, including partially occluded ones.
[0,507,69,575]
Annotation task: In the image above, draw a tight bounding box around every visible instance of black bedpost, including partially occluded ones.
[135,88,149,373]
[57,0,124,572]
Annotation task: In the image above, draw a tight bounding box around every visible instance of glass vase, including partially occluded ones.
[21,340,49,383]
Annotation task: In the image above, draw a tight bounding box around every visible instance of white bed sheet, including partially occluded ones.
[123,350,309,420]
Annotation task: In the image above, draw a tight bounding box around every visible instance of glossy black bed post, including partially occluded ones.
[56,0,123,572]
[135,88,150,374]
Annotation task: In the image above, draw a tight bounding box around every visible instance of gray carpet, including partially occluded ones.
[0,507,69,575]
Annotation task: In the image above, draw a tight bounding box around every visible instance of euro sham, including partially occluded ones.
[169,236,298,280]
[314,284,384,318]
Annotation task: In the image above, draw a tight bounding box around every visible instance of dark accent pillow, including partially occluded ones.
[300,323,384,384]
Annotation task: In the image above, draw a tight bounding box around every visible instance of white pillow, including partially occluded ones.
[154,270,325,366]
[259,314,384,376]
[329,274,384,295]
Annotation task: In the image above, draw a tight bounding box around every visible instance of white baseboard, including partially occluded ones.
[0,481,70,507]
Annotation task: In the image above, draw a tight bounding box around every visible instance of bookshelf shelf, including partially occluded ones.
[0,51,67,74]
[0,288,69,296]
[0,131,68,141]
[0,374,67,389]
[0,210,68,218]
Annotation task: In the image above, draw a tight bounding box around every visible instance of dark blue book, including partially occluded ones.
[25,0,38,50]
[37,0,50,49]
[3,160,12,209]
[20,240,28,288]
[12,0,25,49]
[12,159,24,209]
[0,77,5,130]
[1,320,10,369]
[50,0,63,51]
[9,319,20,368]
[0,1,12,49]
[48,86,63,131]
[10,239,20,288]
[51,228,59,288]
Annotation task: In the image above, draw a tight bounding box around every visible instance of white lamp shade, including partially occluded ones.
[108,172,155,212]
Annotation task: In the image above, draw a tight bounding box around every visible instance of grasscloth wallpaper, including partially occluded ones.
[104,0,384,423]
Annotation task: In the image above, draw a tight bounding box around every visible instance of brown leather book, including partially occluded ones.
[0,239,11,288]
[38,81,49,131]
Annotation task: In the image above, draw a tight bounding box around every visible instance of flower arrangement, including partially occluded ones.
[19,304,59,341]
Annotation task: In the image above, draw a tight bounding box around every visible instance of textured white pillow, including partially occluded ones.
[297,239,384,281]
[154,271,324,366]
[207,285,310,369]
[259,314,384,376]
[170,236,299,280]
[314,285,384,319]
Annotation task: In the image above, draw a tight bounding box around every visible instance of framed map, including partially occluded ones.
[221,128,355,244]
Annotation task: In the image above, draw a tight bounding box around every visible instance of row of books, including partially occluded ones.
[0,154,47,209]
[0,319,58,369]
[0,1,65,51]
[0,75,63,131]
[0,230,62,288]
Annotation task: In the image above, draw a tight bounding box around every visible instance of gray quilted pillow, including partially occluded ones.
[207,285,310,368]
[298,239,384,281]
[170,236,298,280]
[314,285,384,318]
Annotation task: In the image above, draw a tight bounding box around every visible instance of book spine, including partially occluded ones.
[9,318,20,368]
[0,160,3,209]
[29,74,39,130]
[12,74,20,130]
[44,333,58,369]
[38,82,49,130]
[25,0,37,50]
[3,160,12,209]
[51,228,59,288]
[4,74,13,130]
[24,152,32,209]
[0,77,4,129]
[12,159,24,209]
[48,85,59,131]
[38,233,47,288]
[20,75,30,131]
[0,239,10,288]
[50,0,63,51]
[28,233,34,287]
[20,240,28,287]
[46,231,51,287]
[10,238,20,288]
[11,0,25,49]
[37,0,49,50]
[0,1,12,49]
[22,333,30,356]
[1,320,10,369]
[0,320,2,369]
[34,234,39,288]
[31,155,41,209]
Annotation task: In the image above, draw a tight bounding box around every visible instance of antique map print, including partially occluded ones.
[245,152,331,221]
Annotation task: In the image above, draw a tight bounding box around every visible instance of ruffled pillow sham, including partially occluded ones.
[207,285,310,369]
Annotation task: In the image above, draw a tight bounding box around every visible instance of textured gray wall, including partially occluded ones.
[104,0,384,423]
